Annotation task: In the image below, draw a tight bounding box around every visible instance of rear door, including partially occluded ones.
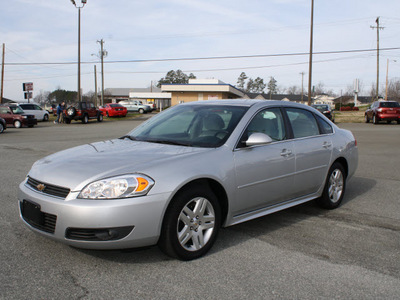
[285,108,333,198]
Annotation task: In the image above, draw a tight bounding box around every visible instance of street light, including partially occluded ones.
[70,0,87,102]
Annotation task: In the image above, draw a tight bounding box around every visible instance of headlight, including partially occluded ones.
[78,174,154,199]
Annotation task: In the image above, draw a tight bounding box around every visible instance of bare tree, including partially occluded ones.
[287,85,299,95]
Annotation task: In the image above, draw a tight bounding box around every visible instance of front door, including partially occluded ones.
[233,108,296,215]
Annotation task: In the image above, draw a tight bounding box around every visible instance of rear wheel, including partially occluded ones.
[0,123,4,133]
[387,120,391,124]
[43,114,49,122]
[14,120,22,128]
[97,114,103,122]
[139,108,144,114]
[373,114,379,124]
[159,185,221,260]
[317,162,346,209]
[65,118,71,124]
[365,114,369,123]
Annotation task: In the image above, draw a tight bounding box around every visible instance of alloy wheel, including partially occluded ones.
[177,197,216,251]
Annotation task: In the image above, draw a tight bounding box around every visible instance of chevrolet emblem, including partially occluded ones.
[37,183,46,191]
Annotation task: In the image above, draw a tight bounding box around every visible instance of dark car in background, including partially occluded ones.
[365,101,400,124]
[0,117,6,134]
[99,103,128,117]
[0,104,37,128]
[64,102,103,124]
[311,104,335,122]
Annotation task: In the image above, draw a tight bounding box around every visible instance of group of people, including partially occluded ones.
[54,102,65,124]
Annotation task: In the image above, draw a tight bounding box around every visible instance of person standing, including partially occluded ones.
[54,102,65,124]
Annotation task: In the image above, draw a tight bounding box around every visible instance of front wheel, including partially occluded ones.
[43,114,49,122]
[317,162,346,209]
[159,185,221,260]
[97,114,103,122]
[0,123,4,133]
[82,114,89,124]
[138,108,144,114]
[14,120,22,128]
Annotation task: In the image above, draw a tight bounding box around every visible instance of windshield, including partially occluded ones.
[10,106,25,114]
[127,104,248,148]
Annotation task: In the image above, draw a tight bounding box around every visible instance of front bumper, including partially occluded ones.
[18,181,170,249]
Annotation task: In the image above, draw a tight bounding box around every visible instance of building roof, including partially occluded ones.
[105,87,161,97]
[161,82,245,97]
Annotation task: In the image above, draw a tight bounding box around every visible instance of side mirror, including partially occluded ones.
[246,133,273,147]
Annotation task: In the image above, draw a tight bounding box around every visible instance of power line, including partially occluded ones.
[4,47,400,66]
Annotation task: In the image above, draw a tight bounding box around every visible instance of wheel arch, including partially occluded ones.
[332,157,348,178]
[163,178,229,227]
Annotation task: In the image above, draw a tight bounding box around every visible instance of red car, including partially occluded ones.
[365,101,400,124]
[99,103,128,117]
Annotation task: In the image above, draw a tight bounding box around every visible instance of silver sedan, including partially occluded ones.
[18,100,358,260]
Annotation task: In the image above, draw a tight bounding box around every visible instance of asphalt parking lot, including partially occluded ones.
[1,119,399,299]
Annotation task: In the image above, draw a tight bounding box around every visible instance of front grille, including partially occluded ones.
[66,226,134,241]
[26,176,70,198]
[20,201,57,234]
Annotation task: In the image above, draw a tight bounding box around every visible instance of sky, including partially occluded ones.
[1,0,400,101]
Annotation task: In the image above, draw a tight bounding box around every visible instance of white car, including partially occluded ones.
[18,103,49,122]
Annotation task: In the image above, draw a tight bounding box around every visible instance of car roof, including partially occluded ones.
[180,99,316,110]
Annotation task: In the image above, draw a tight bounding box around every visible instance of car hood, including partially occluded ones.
[28,139,209,191]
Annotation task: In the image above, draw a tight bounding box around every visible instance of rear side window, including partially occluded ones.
[316,115,333,134]
[286,108,320,138]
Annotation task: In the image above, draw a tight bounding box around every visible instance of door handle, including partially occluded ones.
[280,149,292,157]
[323,141,332,149]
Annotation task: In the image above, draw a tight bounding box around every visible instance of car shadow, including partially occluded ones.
[75,176,376,263]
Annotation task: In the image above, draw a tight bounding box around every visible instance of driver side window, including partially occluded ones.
[240,108,286,147]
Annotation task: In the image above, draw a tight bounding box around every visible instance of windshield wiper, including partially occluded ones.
[147,139,193,147]
[120,135,137,141]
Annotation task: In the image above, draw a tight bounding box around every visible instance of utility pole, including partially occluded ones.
[97,39,107,106]
[300,72,305,103]
[94,65,98,106]
[371,17,384,101]
[307,0,314,106]
[0,43,5,104]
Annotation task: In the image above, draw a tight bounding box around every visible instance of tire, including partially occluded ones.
[106,112,109,117]
[97,114,103,122]
[387,120,391,124]
[65,118,71,124]
[365,114,369,123]
[14,120,22,128]
[0,123,4,133]
[317,162,346,210]
[43,114,49,122]
[66,107,76,118]
[397,120,400,124]
[373,115,379,124]
[82,114,89,124]
[139,108,144,114]
[159,185,221,260]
